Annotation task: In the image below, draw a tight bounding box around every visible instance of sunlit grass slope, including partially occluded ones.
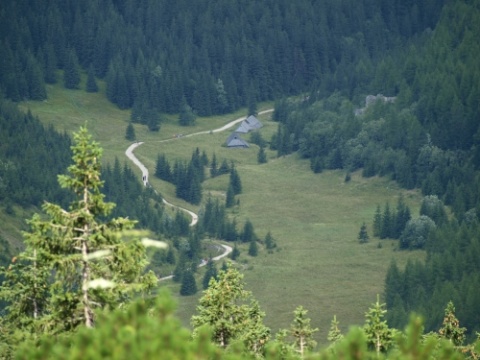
[20,78,424,344]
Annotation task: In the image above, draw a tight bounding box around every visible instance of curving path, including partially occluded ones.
[125,109,273,271]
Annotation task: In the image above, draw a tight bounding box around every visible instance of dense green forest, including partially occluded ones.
[1,0,480,357]
[271,0,480,341]
[0,0,444,117]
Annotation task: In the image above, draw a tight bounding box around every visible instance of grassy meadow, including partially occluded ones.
[20,77,425,344]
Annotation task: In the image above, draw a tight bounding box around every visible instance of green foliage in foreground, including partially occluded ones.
[11,287,480,360]
[0,127,157,357]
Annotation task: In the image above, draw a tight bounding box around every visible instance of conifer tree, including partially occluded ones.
[327,315,343,345]
[363,295,394,355]
[381,203,393,239]
[180,270,197,296]
[178,98,196,126]
[25,54,47,100]
[43,44,57,84]
[289,306,318,359]
[248,239,258,257]
[229,164,242,195]
[210,153,218,178]
[373,205,382,237]
[230,243,240,260]
[358,222,369,244]
[218,159,230,176]
[438,301,466,347]
[63,49,81,89]
[166,245,176,265]
[264,231,277,251]
[86,64,98,92]
[241,219,256,243]
[257,145,267,164]
[125,122,136,141]
[225,184,235,208]
[0,127,157,343]
[191,264,270,354]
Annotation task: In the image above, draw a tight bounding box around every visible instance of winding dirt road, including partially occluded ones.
[125,109,273,267]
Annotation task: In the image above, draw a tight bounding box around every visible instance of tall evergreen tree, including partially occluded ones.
[257,145,267,164]
[373,205,382,237]
[363,295,394,355]
[241,219,256,243]
[289,306,318,358]
[248,239,258,257]
[225,184,235,208]
[86,64,98,92]
[381,203,394,239]
[264,231,277,251]
[25,54,47,100]
[178,98,196,126]
[229,164,242,195]
[180,270,198,296]
[191,264,270,354]
[0,127,157,344]
[125,122,136,141]
[63,49,81,89]
[230,243,240,260]
[43,44,57,84]
[210,153,218,178]
[438,302,466,347]
[358,222,370,244]
[327,315,344,345]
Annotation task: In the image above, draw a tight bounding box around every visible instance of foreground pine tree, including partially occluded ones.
[0,127,157,355]
[289,306,319,359]
[191,263,270,356]
[363,295,394,355]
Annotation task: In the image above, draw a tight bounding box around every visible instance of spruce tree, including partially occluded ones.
[86,64,98,92]
[230,243,240,260]
[225,184,235,208]
[218,159,230,176]
[381,203,393,239]
[191,264,270,353]
[438,302,466,347]
[180,270,197,296]
[264,231,277,251]
[63,49,81,89]
[229,164,242,195]
[178,98,196,126]
[43,44,57,84]
[363,295,394,355]
[327,315,344,344]
[0,127,157,342]
[248,239,258,257]
[125,122,136,141]
[257,145,267,164]
[289,306,318,358]
[241,219,256,243]
[358,222,369,244]
[373,205,382,237]
[210,153,218,178]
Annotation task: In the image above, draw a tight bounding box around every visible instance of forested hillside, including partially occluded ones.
[0,0,444,118]
[272,0,480,339]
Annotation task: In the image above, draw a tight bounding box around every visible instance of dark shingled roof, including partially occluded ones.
[235,115,263,133]
[226,132,249,148]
